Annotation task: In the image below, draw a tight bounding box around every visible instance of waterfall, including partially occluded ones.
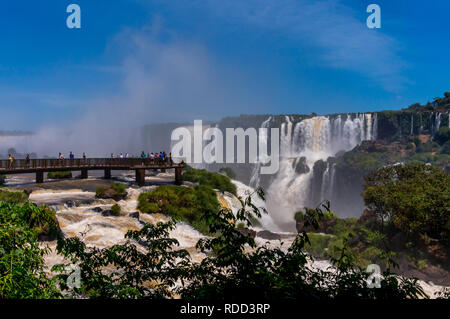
[419,113,423,134]
[249,117,272,188]
[372,113,378,140]
[265,113,377,230]
[410,114,414,135]
[435,113,442,134]
[280,115,293,157]
[365,113,372,141]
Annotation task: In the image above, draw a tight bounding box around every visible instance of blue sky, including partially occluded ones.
[1,0,449,130]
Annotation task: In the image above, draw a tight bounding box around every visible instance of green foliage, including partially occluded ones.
[53,220,190,299]
[0,201,61,298]
[110,204,121,216]
[51,189,426,300]
[47,171,72,179]
[111,183,127,194]
[416,141,440,153]
[441,141,450,155]
[95,187,105,198]
[218,167,236,179]
[95,183,127,200]
[0,189,29,203]
[138,185,220,235]
[363,163,450,245]
[183,168,237,195]
[434,127,450,146]
[0,201,59,239]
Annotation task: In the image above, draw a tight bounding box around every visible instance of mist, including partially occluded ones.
[0,25,264,158]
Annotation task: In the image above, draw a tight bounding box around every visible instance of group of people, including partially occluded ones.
[4,151,174,169]
[58,152,87,160]
[139,151,173,165]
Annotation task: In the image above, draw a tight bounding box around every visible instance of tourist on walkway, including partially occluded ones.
[69,152,74,159]
[26,154,30,167]
[8,154,14,169]
[141,151,146,166]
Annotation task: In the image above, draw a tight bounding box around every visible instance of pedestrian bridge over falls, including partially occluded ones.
[0,158,186,186]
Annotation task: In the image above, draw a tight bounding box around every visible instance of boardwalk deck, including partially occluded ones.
[0,158,186,186]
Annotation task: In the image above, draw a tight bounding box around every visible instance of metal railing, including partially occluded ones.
[0,158,181,171]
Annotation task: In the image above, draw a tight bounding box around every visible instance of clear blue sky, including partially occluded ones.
[1,0,449,130]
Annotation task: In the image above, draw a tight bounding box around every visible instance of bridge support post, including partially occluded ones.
[36,171,44,184]
[104,168,111,179]
[175,167,183,185]
[81,169,88,179]
[136,169,145,186]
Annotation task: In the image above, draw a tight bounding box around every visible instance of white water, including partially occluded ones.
[257,114,377,230]
[27,181,446,299]
[249,116,272,188]
[224,179,280,232]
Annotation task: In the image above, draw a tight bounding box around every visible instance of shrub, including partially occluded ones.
[0,189,29,203]
[434,127,450,146]
[183,168,237,195]
[441,141,450,155]
[137,185,220,234]
[95,183,127,200]
[95,187,106,198]
[218,167,236,179]
[110,204,121,216]
[47,171,72,179]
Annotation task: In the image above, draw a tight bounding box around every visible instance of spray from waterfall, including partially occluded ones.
[265,113,378,230]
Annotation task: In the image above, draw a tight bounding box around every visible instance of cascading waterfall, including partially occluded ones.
[435,113,442,134]
[249,117,272,188]
[265,114,377,230]
[411,114,414,135]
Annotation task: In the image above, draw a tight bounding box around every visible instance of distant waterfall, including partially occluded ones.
[435,113,442,134]
[249,117,272,188]
[265,113,377,230]
[411,114,414,135]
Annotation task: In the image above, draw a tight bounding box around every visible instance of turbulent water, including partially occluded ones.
[252,114,378,230]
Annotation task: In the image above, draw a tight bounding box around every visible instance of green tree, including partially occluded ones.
[363,163,450,244]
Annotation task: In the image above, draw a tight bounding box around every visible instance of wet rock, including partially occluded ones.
[236,227,256,238]
[92,207,103,213]
[293,157,310,175]
[129,212,140,219]
[257,230,281,240]
[65,200,75,208]
[101,209,120,217]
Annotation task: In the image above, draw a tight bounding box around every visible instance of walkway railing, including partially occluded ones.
[0,158,181,171]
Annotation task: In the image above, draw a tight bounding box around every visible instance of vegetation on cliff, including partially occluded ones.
[183,167,237,195]
[137,185,220,235]
[296,163,450,284]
